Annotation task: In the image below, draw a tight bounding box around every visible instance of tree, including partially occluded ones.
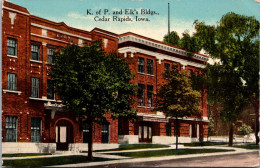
[163,31,203,57]
[194,12,259,145]
[155,68,201,149]
[163,31,180,46]
[50,41,136,160]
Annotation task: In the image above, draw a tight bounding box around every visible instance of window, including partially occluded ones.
[195,71,199,76]
[47,80,55,99]
[165,63,170,72]
[172,64,178,71]
[101,123,109,143]
[31,44,40,60]
[31,78,39,98]
[7,73,17,91]
[188,69,192,75]
[47,48,55,64]
[5,116,17,142]
[7,38,17,56]
[138,57,145,73]
[83,121,90,143]
[166,123,172,136]
[147,59,153,75]
[31,118,41,142]
[138,84,145,106]
[147,85,153,107]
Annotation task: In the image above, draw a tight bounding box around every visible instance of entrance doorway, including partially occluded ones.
[56,120,73,150]
[139,122,152,142]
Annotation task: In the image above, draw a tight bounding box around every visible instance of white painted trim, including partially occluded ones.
[30,59,42,63]
[202,116,208,120]
[29,97,56,102]
[137,112,209,122]
[31,23,92,41]
[3,6,30,16]
[31,33,70,44]
[119,35,209,62]
[94,30,119,39]
[119,47,206,68]
[7,55,17,58]
[3,89,21,95]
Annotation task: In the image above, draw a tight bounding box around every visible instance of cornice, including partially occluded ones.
[31,23,92,41]
[119,35,208,62]
[118,47,206,69]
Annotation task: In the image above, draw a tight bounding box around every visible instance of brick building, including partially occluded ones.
[2,1,209,153]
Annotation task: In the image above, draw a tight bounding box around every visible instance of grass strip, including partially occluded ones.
[92,144,170,152]
[108,148,235,158]
[233,144,259,150]
[182,142,228,147]
[3,156,112,167]
[2,153,52,158]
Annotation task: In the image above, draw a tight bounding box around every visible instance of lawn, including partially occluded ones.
[2,153,52,158]
[3,156,112,167]
[92,144,170,152]
[182,142,228,147]
[108,148,235,158]
[233,144,259,150]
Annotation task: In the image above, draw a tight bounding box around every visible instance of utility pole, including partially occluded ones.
[168,3,170,43]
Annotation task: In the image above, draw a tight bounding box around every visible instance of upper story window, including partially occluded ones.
[31,44,40,61]
[31,77,39,98]
[138,57,145,73]
[147,59,153,75]
[7,38,17,56]
[47,48,55,64]
[138,84,145,106]
[147,85,153,107]
[47,79,55,99]
[165,63,170,72]
[172,64,178,71]
[7,73,17,91]
[188,69,192,75]
[195,71,199,76]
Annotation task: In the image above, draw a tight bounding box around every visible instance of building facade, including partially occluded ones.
[2,1,209,153]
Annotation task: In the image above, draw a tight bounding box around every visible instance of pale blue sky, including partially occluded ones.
[8,0,259,41]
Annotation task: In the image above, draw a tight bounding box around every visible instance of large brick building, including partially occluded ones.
[2,1,209,153]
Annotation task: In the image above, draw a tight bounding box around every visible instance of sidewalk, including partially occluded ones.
[2,145,258,167]
[48,145,258,167]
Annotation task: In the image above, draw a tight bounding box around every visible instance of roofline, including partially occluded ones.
[30,15,91,35]
[119,32,208,58]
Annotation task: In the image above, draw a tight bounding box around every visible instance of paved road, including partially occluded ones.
[98,151,259,167]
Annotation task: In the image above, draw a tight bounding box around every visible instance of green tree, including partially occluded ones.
[237,124,253,136]
[163,31,180,46]
[155,69,201,149]
[194,12,259,145]
[163,30,203,57]
[50,41,136,160]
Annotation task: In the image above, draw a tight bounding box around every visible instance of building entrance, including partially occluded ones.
[139,122,152,142]
[56,120,73,150]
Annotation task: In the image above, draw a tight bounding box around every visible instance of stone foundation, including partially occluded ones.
[2,142,56,154]
[118,135,139,144]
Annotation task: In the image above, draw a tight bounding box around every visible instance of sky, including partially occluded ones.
[7,0,259,41]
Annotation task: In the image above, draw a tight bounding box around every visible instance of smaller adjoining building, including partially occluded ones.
[2,1,209,153]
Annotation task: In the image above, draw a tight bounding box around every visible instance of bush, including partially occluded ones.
[237,124,253,135]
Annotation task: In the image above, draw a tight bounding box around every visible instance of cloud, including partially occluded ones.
[254,0,260,2]
[67,12,94,20]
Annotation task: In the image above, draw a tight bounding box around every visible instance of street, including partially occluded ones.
[98,151,259,167]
